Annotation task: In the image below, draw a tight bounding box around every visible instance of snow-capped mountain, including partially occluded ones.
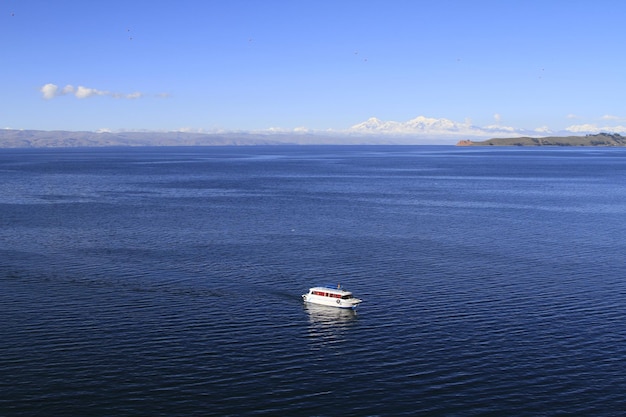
[349,116,545,138]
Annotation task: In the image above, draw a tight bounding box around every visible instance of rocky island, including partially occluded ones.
[457,133,626,147]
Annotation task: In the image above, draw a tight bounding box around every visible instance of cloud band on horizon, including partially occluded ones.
[348,116,626,137]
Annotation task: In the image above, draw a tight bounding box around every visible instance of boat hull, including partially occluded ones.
[302,293,362,310]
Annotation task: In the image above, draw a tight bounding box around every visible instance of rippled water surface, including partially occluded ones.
[2,146,626,416]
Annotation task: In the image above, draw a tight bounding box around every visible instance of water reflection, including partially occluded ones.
[304,304,358,344]
[305,303,358,323]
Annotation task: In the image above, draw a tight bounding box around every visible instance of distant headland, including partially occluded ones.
[457,133,626,147]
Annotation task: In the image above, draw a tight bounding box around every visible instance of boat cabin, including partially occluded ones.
[309,287,355,299]
[302,285,362,309]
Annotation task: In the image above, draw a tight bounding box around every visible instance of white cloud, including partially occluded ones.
[40,83,79,99]
[566,124,626,134]
[40,83,149,100]
[566,124,598,133]
[566,114,580,119]
[483,124,516,133]
[266,127,293,133]
[493,113,501,123]
[565,116,626,133]
[40,83,60,99]
[75,86,108,99]
[604,125,626,133]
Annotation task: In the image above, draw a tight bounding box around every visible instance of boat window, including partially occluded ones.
[341,294,353,299]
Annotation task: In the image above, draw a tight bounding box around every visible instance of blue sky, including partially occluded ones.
[2,0,626,142]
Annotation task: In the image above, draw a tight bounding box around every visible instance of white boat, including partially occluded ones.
[302,285,362,309]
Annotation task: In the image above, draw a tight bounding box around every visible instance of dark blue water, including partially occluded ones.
[2,146,626,416]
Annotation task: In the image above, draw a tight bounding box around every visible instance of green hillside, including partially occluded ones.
[457,133,626,146]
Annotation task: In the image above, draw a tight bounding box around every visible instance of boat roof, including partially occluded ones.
[309,286,353,295]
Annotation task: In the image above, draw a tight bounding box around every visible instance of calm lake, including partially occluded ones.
[2,146,626,416]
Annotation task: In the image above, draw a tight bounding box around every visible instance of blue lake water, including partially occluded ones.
[1,145,626,416]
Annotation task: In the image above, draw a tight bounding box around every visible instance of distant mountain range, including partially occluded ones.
[457,133,626,147]
[0,130,282,148]
[0,126,472,148]
[0,129,405,148]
